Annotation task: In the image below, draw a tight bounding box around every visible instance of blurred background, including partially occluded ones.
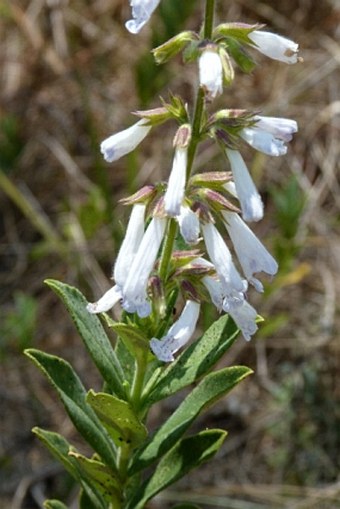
[0,0,339,507]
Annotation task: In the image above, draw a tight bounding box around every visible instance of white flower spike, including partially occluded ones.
[150,300,200,362]
[199,48,223,100]
[222,211,278,292]
[101,119,151,163]
[164,147,188,217]
[240,116,298,157]
[122,216,166,318]
[125,0,161,34]
[225,149,263,222]
[249,30,299,64]
[114,204,146,287]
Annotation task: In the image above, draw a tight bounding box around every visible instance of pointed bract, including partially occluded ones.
[100,119,151,163]
[225,149,263,222]
[150,300,200,362]
[125,0,161,34]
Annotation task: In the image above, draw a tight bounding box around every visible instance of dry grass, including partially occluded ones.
[0,0,339,508]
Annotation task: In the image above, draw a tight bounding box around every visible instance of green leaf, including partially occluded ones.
[45,279,126,399]
[44,500,68,509]
[144,315,239,407]
[130,366,251,474]
[33,427,79,480]
[79,489,102,509]
[69,451,120,505]
[126,430,227,509]
[87,390,147,448]
[25,349,117,474]
[104,317,149,360]
[34,428,107,509]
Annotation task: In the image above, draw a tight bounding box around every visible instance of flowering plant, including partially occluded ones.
[26,1,299,508]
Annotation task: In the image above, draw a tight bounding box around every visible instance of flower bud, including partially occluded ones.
[199,45,223,100]
[152,31,197,64]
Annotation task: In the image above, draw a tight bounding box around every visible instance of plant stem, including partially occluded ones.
[186,0,216,180]
[158,218,178,281]
[130,351,148,412]
[186,86,205,181]
[204,0,215,39]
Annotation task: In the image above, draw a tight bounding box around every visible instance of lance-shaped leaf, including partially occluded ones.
[25,349,117,474]
[79,489,102,509]
[33,427,79,479]
[45,279,126,399]
[126,430,227,509]
[44,501,68,509]
[130,366,251,474]
[87,390,147,448]
[69,450,121,506]
[143,315,239,407]
[34,428,107,509]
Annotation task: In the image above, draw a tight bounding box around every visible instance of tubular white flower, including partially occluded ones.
[240,116,297,157]
[125,0,161,34]
[225,149,263,222]
[240,127,287,156]
[222,211,278,292]
[255,116,298,142]
[228,300,258,341]
[86,284,122,314]
[177,205,200,245]
[202,275,223,311]
[248,30,299,64]
[122,216,166,318]
[164,147,187,217]
[203,276,257,340]
[150,300,200,362]
[100,119,151,163]
[114,204,146,287]
[199,49,223,100]
[202,222,246,309]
